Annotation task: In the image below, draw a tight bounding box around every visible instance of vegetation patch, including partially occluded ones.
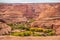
[7,23,56,36]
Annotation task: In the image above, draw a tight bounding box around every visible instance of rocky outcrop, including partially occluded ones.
[0,22,11,35]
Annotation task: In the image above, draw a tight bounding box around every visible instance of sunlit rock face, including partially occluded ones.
[37,4,60,20]
[35,3,60,26]
[0,4,28,24]
[28,4,60,35]
[0,3,60,24]
[0,22,11,35]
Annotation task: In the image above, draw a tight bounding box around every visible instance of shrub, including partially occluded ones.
[7,24,21,30]
[11,32,21,36]
[23,31,32,36]
[25,27,30,31]
[7,24,15,30]
[30,28,43,32]
[11,31,33,36]
[35,28,43,32]
[19,32,24,36]
[17,24,25,29]
[18,26,30,31]
[7,24,30,30]
[43,29,55,36]
[11,32,25,36]
[43,29,53,33]
[33,33,42,36]
[29,19,35,23]
[30,28,35,32]
[47,31,55,36]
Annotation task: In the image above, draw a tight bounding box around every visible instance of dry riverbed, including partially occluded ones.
[0,36,60,40]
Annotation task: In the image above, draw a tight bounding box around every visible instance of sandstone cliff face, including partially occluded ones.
[0,4,60,35]
[0,3,60,24]
[0,4,28,24]
[0,4,60,22]
[29,3,60,35]
[35,4,60,25]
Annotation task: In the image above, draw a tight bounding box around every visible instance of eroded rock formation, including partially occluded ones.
[0,22,11,35]
[0,3,60,35]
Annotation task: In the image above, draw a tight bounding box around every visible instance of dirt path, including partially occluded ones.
[0,36,60,40]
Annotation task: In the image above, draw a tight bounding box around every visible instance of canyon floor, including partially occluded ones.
[0,36,60,40]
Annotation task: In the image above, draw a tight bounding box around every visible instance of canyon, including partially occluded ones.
[0,3,60,35]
